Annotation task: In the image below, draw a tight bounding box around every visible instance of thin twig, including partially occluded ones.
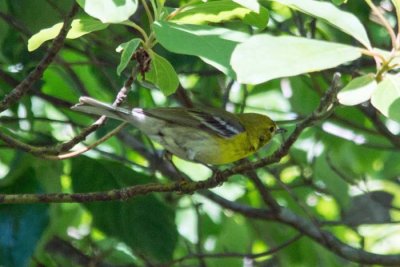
[243,160,281,212]
[44,122,128,160]
[365,0,397,49]
[360,104,400,148]
[169,233,303,265]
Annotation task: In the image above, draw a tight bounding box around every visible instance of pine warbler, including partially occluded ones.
[72,97,280,165]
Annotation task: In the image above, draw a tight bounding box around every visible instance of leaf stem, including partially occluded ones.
[365,0,397,49]
[359,48,386,62]
[141,0,154,23]
[122,20,149,43]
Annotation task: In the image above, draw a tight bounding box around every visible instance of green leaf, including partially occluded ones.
[342,191,393,226]
[76,0,138,23]
[145,51,179,96]
[153,21,248,77]
[231,34,361,84]
[71,157,178,262]
[116,38,141,75]
[272,0,371,48]
[315,155,350,208]
[0,167,49,267]
[28,17,108,51]
[371,75,400,122]
[331,0,348,5]
[337,74,377,106]
[208,217,252,267]
[172,0,269,30]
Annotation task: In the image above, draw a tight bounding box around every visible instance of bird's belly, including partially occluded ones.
[149,127,250,165]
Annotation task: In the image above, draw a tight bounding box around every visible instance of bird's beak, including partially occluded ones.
[276,128,287,134]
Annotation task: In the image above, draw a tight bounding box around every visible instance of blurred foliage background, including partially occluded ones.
[0,0,400,266]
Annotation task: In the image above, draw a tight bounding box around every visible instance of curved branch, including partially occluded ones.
[202,191,400,266]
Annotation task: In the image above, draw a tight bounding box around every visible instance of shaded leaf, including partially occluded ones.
[28,17,108,51]
[172,0,269,29]
[116,38,141,75]
[71,157,178,262]
[231,34,361,84]
[153,21,248,77]
[338,74,377,106]
[76,0,138,23]
[342,191,393,226]
[371,75,400,122]
[0,167,49,267]
[272,0,371,48]
[146,51,180,96]
[315,155,350,208]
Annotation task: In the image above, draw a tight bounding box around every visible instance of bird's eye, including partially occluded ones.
[269,126,275,133]
[259,135,266,142]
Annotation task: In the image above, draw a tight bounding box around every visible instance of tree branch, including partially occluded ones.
[0,73,342,204]
[0,3,79,113]
[201,190,400,266]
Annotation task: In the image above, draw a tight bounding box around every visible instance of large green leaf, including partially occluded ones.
[272,0,371,48]
[337,74,377,106]
[28,17,108,51]
[153,21,248,77]
[146,51,180,96]
[208,217,252,267]
[71,157,178,263]
[76,0,138,23]
[172,0,269,29]
[371,75,400,122]
[0,167,49,267]
[231,34,361,84]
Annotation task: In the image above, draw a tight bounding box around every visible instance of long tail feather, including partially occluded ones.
[71,97,135,122]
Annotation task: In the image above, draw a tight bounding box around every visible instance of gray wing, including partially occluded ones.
[143,107,245,138]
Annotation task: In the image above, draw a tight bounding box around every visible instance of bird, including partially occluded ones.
[72,97,281,165]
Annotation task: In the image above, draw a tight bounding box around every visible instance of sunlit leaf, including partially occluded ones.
[76,0,138,23]
[272,0,371,48]
[28,17,108,51]
[172,0,269,29]
[153,21,248,77]
[338,74,377,106]
[233,0,259,11]
[116,38,141,76]
[231,34,361,84]
[146,51,179,96]
[371,75,400,122]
